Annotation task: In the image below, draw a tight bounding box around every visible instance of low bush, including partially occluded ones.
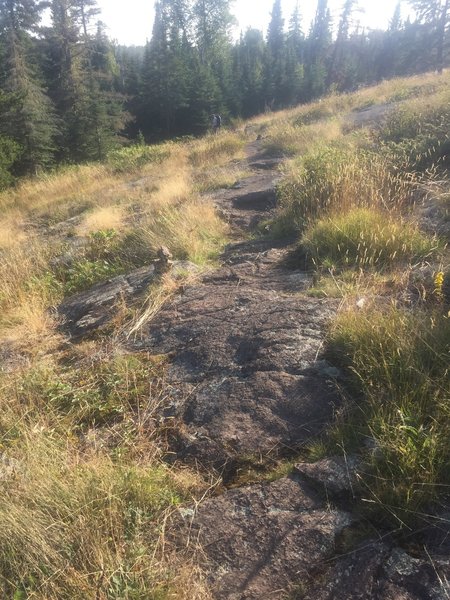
[15,354,161,428]
[107,143,170,174]
[61,257,125,294]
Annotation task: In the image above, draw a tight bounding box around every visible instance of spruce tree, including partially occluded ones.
[306,0,332,98]
[71,0,123,160]
[0,0,58,174]
[329,0,358,89]
[235,28,265,117]
[409,0,449,72]
[45,0,81,160]
[192,0,234,118]
[139,0,196,138]
[285,3,305,104]
[264,0,286,108]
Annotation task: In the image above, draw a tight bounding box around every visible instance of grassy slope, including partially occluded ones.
[0,71,449,596]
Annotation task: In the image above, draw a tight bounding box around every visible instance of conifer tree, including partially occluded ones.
[264,0,286,107]
[377,3,403,78]
[45,0,81,159]
[191,0,235,121]
[73,0,123,159]
[140,0,197,137]
[329,0,358,89]
[0,0,57,173]
[307,0,332,97]
[235,28,265,117]
[285,3,305,104]
[409,0,449,72]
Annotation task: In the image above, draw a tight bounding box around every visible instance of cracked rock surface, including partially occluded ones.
[172,474,353,600]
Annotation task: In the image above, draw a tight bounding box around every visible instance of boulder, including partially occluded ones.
[302,541,450,600]
[294,455,363,499]
[131,249,340,467]
[172,474,353,599]
[58,261,196,338]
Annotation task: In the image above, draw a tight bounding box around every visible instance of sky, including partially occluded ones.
[96,0,415,46]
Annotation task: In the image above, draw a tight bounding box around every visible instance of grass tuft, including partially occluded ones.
[302,207,439,270]
[326,308,450,527]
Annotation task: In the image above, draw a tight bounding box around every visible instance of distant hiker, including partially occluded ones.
[211,113,222,134]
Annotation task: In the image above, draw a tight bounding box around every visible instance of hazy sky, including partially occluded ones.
[96,1,414,46]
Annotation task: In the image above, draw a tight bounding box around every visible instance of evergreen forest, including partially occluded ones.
[0,0,449,185]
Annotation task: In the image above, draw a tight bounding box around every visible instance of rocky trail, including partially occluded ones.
[58,141,450,599]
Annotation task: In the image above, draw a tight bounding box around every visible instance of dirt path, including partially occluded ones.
[58,141,449,599]
[131,142,340,472]
[124,142,359,597]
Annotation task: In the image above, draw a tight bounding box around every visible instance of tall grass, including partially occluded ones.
[302,207,439,270]
[261,119,342,157]
[274,145,416,236]
[327,308,450,527]
[188,132,245,168]
[0,436,207,599]
[377,88,450,170]
[139,199,228,264]
[0,348,211,598]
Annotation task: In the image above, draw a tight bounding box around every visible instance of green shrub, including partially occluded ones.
[294,104,334,126]
[85,228,121,261]
[63,258,124,294]
[302,207,438,270]
[327,308,450,526]
[107,144,170,174]
[17,355,161,428]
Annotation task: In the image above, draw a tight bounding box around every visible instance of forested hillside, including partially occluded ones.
[0,0,449,184]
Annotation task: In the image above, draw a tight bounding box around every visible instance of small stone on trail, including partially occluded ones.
[155,246,174,274]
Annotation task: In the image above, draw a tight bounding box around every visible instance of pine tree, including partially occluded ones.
[234,28,265,117]
[264,0,286,107]
[329,0,358,89]
[0,0,58,174]
[285,3,305,104]
[377,3,403,79]
[409,0,449,72]
[0,89,20,187]
[45,0,81,160]
[71,0,123,160]
[306,0,332,98]
[192,0,235,119]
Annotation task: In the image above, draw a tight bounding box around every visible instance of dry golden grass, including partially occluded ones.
[139,198,228,263]
[0,431,212,599]
[0,163,107,216]
[76,204,126,235]
[245,70,450,134]
[193,165,250,194]
[0,69,448,597]
[188,131,245,168]
[262,118,342,156]
[0,214,27,249]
